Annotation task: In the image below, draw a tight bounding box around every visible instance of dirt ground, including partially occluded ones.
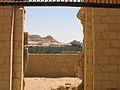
[25,77,82,90]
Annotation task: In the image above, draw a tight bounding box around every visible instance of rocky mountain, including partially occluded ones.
[42,35,59,43]
[28,35,82,46]
[28,35,63,46]
[29,35,42,41]
[69,40,82,46]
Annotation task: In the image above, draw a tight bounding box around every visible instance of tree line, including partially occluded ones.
[26,45,82,54]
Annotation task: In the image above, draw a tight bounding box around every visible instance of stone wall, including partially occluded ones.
[93,8,120,90]
[0,7,24,90]
[0,6,13,90]
[77,7,120,90]
[1,3,120,90]
[25,54,80,77]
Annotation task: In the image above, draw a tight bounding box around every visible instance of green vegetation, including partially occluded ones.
[26,45,82,54]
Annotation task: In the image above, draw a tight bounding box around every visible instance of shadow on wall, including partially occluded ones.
[25,54,80,77]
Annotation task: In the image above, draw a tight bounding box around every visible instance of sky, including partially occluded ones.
[24,7,83,43]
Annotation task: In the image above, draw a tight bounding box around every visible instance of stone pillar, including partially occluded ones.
[77,7,94,90]
[12,7,24,90]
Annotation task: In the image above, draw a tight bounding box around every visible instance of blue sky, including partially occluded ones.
[24,7,83,43]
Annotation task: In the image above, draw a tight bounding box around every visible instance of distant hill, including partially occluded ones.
[29,35,64,46]
[28,34,82,46]
[69,40,82,46]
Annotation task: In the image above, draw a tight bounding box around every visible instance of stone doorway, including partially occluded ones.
[23,7,84,90]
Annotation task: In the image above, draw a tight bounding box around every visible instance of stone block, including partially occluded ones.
[86,22,92,28]
[95,80,101,88]
[14,26,23,34]
[110,40,120,47]
[14,33,23,41]
[15,19,23,27]
[0,6,12,9]
[95,65,102,72]
[4,41,11,49]
[86,64,93,71]
[109,24,120,31]
[86,34,93,42]
[0,17,11,24]
[0,42,4,49]
[94,8,108,16]
[13,56,22,63]
[0,81,9,88]
[85,27,92,34]
[4,56,10,64]
[94,89,106,90]
[102,65,118,72]
[13,79,21,87]
[102,81,117,88]
[109,9,120,16]
[119,66,120,72]
[87,56,93,64]
[86,11,92,19]
[103,48,119,56]
[86,78,93,87]
[14,41,22,49]
[95,56,109,65]
[94,32,102,40]
[0,57,4,64]
[0,33,10,41]
[95,40,109,48]
[86,87,93,90]
[94,24,109,32]
[109,73,120,81]
[0,25,3,33]
[86,71,92,79]
[87,49,93,57]
[103,32,117,40]
[0,9,4,16]
[3,24,12,33]
[86,41,93,49]
[0,65,10,73]
[13,64,22,71]
[118,32,120,40]
[95,48,103,56]
[118,81,120,88]
[4,8,12,16]
[95,73,109,80]
[0,49,10,57]
[102,16,119,24]
[15,72,22,78]
[1,73,9,80]
[110,56,120,65]
[94,16,102,24]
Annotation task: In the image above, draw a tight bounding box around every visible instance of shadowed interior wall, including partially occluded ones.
[25,54,80,77]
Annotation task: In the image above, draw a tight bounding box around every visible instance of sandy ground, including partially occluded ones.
[25,77,82,90]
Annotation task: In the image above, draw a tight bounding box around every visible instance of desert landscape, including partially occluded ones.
[23,34,82,90]
[28,35,82,46]
[25,77,82,90]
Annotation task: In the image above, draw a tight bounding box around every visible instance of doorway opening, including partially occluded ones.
[24,7,83,90]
